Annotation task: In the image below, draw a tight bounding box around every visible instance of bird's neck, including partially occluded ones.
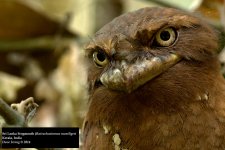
[84,60,225,149]
[87,59,225,122]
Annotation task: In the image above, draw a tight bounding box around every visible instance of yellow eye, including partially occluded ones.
[155,27,177,47]
[93,51,109,67]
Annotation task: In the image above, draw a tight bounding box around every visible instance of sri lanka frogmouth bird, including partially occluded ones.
[82,7,225,150]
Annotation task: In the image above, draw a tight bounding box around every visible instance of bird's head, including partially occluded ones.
[85,7,220,99]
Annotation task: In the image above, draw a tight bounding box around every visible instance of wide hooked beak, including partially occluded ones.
[100,53,181,93]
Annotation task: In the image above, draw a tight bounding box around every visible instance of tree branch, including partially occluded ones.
[0,97,38,127]
[0,98,25,127]
[0,36,74,52]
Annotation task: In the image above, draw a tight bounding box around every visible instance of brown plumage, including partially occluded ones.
[82,7,225,150]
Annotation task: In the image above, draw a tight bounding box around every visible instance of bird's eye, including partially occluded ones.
[155,27,177,47]
[93,51,109,67]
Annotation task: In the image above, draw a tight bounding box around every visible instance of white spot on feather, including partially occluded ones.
[196,93,209,101]
[112,133,128,149]
[103,124,111,134]
[203,93,208,100]
[113,133,121,145]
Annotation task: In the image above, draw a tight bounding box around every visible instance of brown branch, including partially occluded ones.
[0,97,38,127]
[0,36,74,52]
[0,98,25,127]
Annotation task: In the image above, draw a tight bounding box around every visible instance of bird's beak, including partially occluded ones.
[100,53,181,93]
